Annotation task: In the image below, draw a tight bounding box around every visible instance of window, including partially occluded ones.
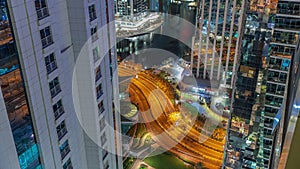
[99,117,105,131]
[56,120,67,140]
[53,100,65,120]
[60,140,70,160]
[91,26,98,41]
[44,53,57,74]
[95,66,101,82]
[101,132,107,146]
[88,5,97,22]
[98,101,105,115]
[63,158,73,169]
[96,83,103,99]
[93,47,100,62]
[49,77,61,98]
[40,26,53,48]
[35,0,49,20]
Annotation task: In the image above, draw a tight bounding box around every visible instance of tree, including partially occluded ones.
[195,162,208,169]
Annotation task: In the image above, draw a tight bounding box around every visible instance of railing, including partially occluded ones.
[36,7,49,20]
[277,9,300,16]
[266,89,285,96]
[265,100,281,107]
[46,62,57,74]
[42,36,53,48]
[267,77,286,84]
[271,38,298,45]
[50,85,61,98]
[54,107,65,120]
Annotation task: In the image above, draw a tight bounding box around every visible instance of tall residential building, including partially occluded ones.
[277,43,300,168]
[224,0,277,168]
[264,1,300,168]
[0,0,122,169]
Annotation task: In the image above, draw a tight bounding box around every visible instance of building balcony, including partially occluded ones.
[264,122,273,129]
[277,9,300,16]
[267,77,286,85]
[264,112,276,118]
[268,64,289,72]
[265,100,281,108]
[266,89,285,96]
[263,143,272,150]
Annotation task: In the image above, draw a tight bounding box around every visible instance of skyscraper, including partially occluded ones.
[224,0,277,168]
[264,1,300,168]
[224,0,300,168]
[0,0,122,169]
[277,43,300,168]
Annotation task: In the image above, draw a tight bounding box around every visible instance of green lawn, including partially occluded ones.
[144,153,194,169]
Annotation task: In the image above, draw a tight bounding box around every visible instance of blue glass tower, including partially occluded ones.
[0,0,42,168]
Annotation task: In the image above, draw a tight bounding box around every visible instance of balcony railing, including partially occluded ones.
[54,107,65,120]
[265,100,282,107]
[271,38,298,46]
[266,89,285,96]
[36,7,49,20]
[277,9,300,16]
[267,77,286,84]
[46,62,57,74]
[50,85,61,98]
[268,64,289,71]
[41,36,53,48]
[57,127,67,141]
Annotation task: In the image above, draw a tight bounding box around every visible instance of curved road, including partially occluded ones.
[128,71,224,168]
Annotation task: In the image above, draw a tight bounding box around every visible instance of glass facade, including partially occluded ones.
[263,1,300,168]
[0,0,42,168]
[225,0,277,168]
